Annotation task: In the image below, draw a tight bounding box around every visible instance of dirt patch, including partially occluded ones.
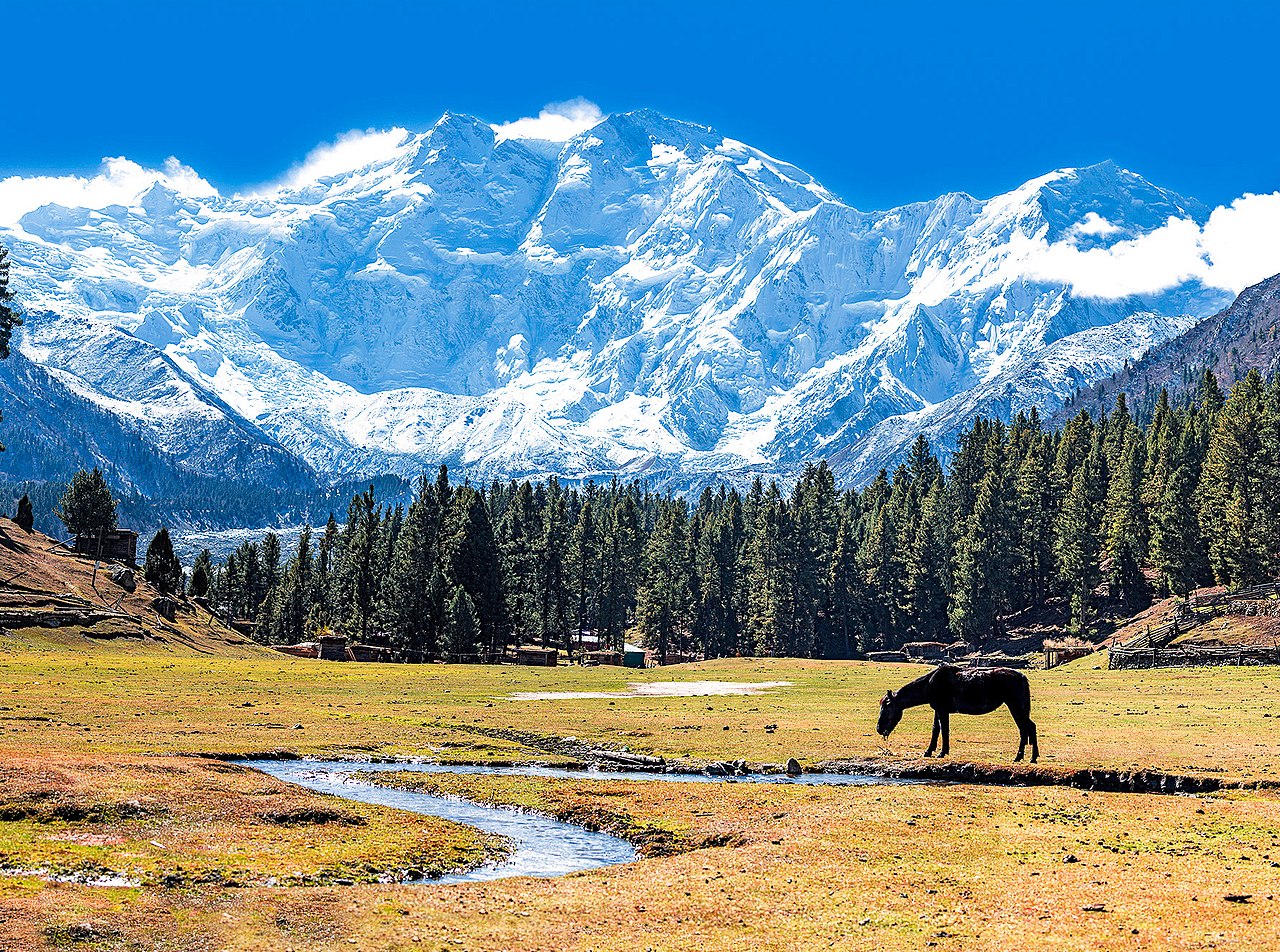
[0,796,162,824]
[257,807,367,827]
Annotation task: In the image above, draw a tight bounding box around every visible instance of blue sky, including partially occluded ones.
[5,1,1277,209]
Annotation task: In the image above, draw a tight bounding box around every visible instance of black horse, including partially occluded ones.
[876,664,1039,762]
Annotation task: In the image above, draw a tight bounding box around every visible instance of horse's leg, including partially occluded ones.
[938,711,950,758]
[925,711,940,757]
[1010,698,1035,762]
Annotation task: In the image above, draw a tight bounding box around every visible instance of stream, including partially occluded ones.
[247,759,906,885]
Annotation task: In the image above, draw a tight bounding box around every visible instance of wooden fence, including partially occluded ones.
[1189,581,1280,609]
[1109,644,1280,669]
[1112,612,1202,653]
[1110,578,1280,669]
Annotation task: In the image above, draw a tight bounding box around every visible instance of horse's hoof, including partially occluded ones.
[923,751,933,758]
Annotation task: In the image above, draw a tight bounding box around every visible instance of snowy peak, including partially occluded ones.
[1030,160,1209,242]
[0,107,1266,502]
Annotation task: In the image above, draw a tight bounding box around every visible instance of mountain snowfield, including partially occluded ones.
[2,108,1274,493]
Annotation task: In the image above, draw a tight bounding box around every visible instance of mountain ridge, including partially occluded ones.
[0,108,1258,518]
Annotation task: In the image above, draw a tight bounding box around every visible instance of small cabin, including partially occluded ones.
[316,634,349,661]
[902,641,949,661]
[74,529,138,565]
[513,645,558,667]
[658,650,702,665]
[865,650,910,663]
[1043,642,1093,669]
[273,642,320,659]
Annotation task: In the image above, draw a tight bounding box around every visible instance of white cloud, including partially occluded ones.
[492,99,604,143]
[0,157,217,227]
[274,127,411,191]
[1068,211,1121,239]
[1201,191,1280,294]
[1024,193,1280,298]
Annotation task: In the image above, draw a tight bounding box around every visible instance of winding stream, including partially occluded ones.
[247,759,905,885]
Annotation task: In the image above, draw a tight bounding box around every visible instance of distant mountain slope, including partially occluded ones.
[0,108,1262,507]
[1059,273,1280,419]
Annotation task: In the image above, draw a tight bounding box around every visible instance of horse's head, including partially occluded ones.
[876,689,903,738]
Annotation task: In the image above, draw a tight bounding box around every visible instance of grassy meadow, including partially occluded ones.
[3,644,1280,949]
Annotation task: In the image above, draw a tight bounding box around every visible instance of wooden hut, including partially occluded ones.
[74,529,138,565]
[316,634,349,661]
[513,645,558,667]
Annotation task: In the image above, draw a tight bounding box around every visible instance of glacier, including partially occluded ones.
[0,109,1241,497]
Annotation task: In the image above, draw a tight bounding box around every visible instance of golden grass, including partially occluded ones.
[4,651,1280,780]
[5,645,1280,949]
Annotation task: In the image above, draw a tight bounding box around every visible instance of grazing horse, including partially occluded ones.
[876,664,1039,762]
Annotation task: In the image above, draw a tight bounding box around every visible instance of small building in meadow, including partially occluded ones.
[622,643,649,668]
[74,529,138,565]
[273,642,320,659]
[581,642,649,668]
[902,641,949,661]
[513,645,558,667]
[316,634,349,661]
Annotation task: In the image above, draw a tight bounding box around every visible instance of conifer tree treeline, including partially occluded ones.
[207,371,1280,659]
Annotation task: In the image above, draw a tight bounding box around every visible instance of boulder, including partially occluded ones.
[785,757,802,776]
[150,597,177,622]
[109,565,136,593]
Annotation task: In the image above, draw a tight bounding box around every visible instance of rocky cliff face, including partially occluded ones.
[1059,273,1280,419]
[0,109,1241,501]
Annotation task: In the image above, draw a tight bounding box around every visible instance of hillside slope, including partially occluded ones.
[1059,272,1280,418]
[0,518,267,656]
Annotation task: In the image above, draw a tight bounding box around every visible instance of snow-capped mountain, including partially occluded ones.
[0,109,1247,495]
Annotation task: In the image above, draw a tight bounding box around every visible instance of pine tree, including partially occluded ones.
[442,587,480,660]
[792,462,839,655]
[337,486,382,640]
[569,494,599,651]
[1150,464,1205,596]
[537,477,570,649]
[376,477,439,660]
[261,531,282,594]
[439,485,507,659]
[599,489,643,651]
[634,500,693,662]
[498,481,539,642]
[311,514,340,628]
[56,468,118,542]
[692,491,744,658]
[14,494,33,532]
[0,243,22,362]
[1199,371,1272,585]
[188,549,214,599]
[828,511,865,656]
[143,527,184,595]
[1103,433,1148,609]
[1054,459,1102,632]
[1011,442,1055,610]
[859,497,899,649]
[905,479,950,641]
[949,466,1012,645]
